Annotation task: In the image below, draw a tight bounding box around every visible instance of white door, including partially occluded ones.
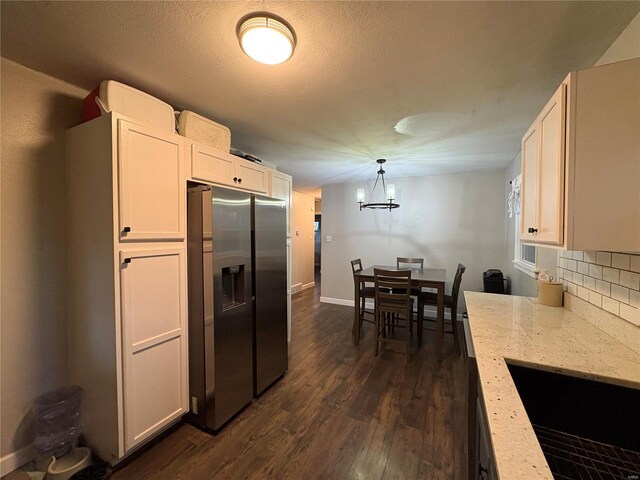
[191,144,236,187]
[236,159,268,193]
[118,120,185,241]
[119,248,188,452]
[520,124,539,240]
[537,85,566,244]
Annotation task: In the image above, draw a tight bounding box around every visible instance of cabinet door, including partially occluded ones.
[520,124,539,240]
[191,144,236,188]
[236,159,268,193]
[118,120,185,241]
[119,248,188,452]
[270,171,292,235]
[537,85,566,244]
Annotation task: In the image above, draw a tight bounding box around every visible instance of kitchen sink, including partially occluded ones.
[507,363,640,480]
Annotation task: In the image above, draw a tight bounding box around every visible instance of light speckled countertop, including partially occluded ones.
[464,291,640,480]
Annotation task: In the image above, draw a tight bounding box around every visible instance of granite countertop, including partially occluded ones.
[464,291,640,480]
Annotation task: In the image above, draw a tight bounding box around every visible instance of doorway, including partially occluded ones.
[314,213,321,281]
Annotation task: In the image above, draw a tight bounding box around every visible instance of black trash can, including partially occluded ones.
[483,269,509,294]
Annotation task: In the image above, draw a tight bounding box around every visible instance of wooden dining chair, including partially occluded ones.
[417,263,466,355]
[374,268,414,357]
[396,257,424,296]
[351,259,375,328]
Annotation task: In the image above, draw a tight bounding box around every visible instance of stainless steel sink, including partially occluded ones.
[507,363,640,480]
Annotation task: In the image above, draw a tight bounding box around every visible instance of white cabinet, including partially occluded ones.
[118,121,185,241]
[191,143,268,194]
[270,170,293,234]
[520,83,566,244]
[66,113,188,464]
[120,248,187,450]
[269,170,293,342]
[520,58,640,251]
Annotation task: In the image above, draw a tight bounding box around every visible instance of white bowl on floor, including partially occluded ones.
[47,447,91,480]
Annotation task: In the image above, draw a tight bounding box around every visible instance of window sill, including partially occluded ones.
[513,260,538,278]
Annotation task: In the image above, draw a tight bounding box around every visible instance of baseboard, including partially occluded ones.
[1,443,34,476]
[301,282,315,291]
[319,296,354,307]
[291,283,302,294]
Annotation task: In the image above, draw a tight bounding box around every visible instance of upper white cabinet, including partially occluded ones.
[270,170,293,234]
[118,120,185,241]
[190,143,268,194]
[521,83,566,244]
[520,58,640,251]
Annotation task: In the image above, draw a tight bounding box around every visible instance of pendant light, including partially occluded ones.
[356,159,399,212]
[237,14,296,65]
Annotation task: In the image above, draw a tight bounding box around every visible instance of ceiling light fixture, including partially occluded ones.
[357,159,399,212]
[237,14,296,65]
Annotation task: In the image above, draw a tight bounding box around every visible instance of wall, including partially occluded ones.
[1,58,86,472]
[291,191,315,292]
[320,171,506,312]
[595,11,640,66]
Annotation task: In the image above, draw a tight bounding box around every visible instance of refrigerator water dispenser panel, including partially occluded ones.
[221,265,245,311]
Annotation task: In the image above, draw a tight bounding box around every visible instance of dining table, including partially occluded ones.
[352,265,448,354]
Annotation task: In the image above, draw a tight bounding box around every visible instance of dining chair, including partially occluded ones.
[396,257,424,296]
[351,259,375,329]
[374,268,414,358]
[417,263,466,355]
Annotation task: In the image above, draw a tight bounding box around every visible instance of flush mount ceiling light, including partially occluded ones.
[356,159,400,212]
[237,14,296,65]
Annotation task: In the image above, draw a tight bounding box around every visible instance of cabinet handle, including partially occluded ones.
[237,178,242,184]
[122,226,131,233]
[123,258,132,264]
[528,227,538,234]
[478,464,488,479]
[233,177,238,183]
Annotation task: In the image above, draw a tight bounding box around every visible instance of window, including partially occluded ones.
[511,174,538,277]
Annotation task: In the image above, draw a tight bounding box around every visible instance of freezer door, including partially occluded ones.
[211,187,253,429]
[253,195,288,396]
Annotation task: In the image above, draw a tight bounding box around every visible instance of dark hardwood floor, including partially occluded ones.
[113,284,467,480]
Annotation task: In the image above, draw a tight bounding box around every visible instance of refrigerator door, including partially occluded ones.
[252,195,288,396]
[211,187,253,429]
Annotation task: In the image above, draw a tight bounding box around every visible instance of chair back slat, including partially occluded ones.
[351,258,363,274]
[450,263,466,304]
[374,268,412,311]
[397,257,424,269]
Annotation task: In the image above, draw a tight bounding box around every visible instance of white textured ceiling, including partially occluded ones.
[2,1,639,196]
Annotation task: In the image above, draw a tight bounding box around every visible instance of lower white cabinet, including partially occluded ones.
[119,248,188,451]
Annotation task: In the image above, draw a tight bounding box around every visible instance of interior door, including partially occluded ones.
[117,120,185,241]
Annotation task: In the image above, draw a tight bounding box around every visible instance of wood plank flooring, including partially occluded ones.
[113,284,467,480]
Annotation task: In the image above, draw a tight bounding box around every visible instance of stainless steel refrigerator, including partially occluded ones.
[187,185,287,431]
[252,195,288,396]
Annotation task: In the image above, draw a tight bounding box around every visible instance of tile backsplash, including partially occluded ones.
[558,251,640,327]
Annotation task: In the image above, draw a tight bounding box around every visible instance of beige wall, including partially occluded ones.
[291,191,315,291]
[595,11,640,66]
[320,171,506,312]
[1,58,86,470]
